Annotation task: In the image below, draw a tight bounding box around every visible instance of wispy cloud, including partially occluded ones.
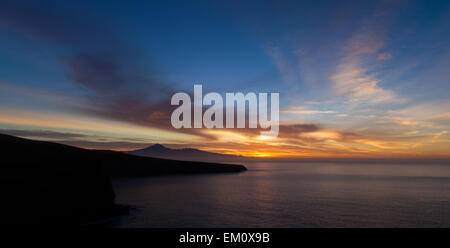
[378,53,392,61]
[330,20,404,105]
[282,106,337,115]
[330,63,402,104]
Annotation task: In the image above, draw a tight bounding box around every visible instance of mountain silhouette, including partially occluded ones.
[128,144,245,162]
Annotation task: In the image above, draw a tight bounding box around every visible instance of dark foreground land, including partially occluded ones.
[1,133,246,225]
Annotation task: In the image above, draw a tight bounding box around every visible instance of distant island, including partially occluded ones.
[128,143,245,162]
[1,133,246,225]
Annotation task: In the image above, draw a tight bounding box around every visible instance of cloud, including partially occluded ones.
[0,0,176,131]
[378,53,392,61]
[266,46,299,85]
[300,130,341,141]
[330,25,403,105]
[331,63,402,104]
[0,129,89,139]
[389,100,450,125]
[321,2,408,106]
[193,121,444,157]
[304,101,321,105]
[261,0,405,110]
[279,124,320,136]
[282,107,337,115]
[346,33,384,56]
[64,53,152,96]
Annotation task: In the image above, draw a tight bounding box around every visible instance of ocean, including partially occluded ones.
[110,162,450,227]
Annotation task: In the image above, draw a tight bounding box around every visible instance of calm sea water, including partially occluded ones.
[110,162,450,227]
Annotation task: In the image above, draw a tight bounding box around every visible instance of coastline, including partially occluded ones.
[1,133,246,226]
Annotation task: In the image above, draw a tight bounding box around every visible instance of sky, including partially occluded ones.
[1,0,450,158]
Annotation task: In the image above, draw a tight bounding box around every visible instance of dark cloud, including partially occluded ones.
[279,124,320,137]
[0,129,89,139]
[63,51,172,99]
[0,0,176,131]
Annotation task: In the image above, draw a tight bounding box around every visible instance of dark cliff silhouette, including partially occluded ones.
[1,133,246,225]
[128,144,245,162]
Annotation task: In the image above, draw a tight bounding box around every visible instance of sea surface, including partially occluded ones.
[110,162,450,227]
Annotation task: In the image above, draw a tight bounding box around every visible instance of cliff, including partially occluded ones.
[1,133,246,225]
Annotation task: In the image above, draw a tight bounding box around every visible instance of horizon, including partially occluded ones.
[3,132,450,162]
[1,0,450,159]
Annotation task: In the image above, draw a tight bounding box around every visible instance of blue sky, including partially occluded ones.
[1,0,450,157]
